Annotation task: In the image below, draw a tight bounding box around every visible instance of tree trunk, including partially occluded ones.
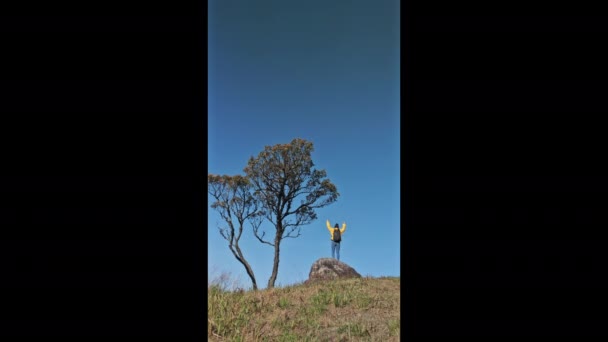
[229,243,258,291]
[267,234,281,288]
[241,259,258,291]
[234,244,258,291]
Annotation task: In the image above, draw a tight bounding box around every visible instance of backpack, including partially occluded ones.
[333,228,341,242]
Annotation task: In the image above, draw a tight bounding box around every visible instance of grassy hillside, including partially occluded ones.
[208,276,400,341]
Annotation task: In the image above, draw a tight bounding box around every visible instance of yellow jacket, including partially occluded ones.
[326,220,346,241]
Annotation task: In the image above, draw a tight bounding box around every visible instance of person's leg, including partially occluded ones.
[331,241,336,258]
[336,242,340,261]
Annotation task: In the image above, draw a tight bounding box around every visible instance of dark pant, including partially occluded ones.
[331,241,340,260]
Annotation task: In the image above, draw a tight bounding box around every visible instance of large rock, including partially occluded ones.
[305,258,362,284]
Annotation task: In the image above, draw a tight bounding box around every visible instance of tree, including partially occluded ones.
[244,138,339,288]
[208,174,263,290]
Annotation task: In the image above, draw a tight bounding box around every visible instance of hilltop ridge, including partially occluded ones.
[208,276,400,341]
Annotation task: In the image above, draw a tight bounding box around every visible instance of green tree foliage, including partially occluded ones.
[244,138,339,288]
[208,174,263,290]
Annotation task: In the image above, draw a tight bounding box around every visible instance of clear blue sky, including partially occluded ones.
[208,0,400,289]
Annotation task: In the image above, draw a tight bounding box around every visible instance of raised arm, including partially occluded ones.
[341,222,346,233]
[326,219,332,232]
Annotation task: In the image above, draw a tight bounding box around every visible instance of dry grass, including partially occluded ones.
[208,275,400,341]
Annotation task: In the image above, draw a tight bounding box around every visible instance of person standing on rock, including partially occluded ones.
[326,220,346,260]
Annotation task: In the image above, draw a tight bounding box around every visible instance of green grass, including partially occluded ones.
[208,275,400,341]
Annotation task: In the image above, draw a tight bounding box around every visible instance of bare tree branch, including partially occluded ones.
[252,227,275,246]
[282,226,302,239]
